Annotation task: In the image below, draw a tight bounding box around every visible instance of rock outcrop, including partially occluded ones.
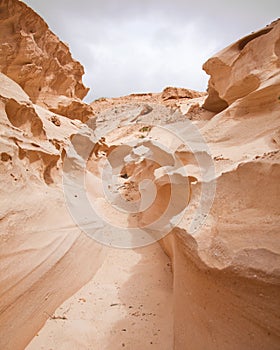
[203,19,280,112]
[0,0,93,121]
[161,86,203,100]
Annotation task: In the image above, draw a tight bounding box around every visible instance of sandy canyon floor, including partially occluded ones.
[27,244,173,350]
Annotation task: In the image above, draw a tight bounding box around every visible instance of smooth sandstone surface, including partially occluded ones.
[0,1,279,349]
[0,72,106,349]
[203,19,280,113]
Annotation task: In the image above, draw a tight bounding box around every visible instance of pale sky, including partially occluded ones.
[23,0,279,102]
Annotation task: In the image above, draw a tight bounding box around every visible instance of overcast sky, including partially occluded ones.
[23,0,278,102]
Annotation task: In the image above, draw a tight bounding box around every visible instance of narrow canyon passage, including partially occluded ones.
[1,2,280,350]
[27,243,173,349]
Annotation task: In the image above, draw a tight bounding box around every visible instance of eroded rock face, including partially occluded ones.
[0,0,93,121]
[0,72,104,350]
[161,86,203,100]
[203,19,280,112]
[160,20,280,350]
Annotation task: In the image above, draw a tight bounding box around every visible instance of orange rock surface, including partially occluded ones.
[0,0,93,121]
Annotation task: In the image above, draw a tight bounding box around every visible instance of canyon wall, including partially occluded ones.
[0,1,104,348]
[0,70,106,350]
[162,18,280,349]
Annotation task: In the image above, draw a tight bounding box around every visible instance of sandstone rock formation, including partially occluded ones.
[0,2,280,350]
[162,18,280,350]
[161,86,203,100]
[203,19,280,112]
[0,60,104,350]
[0,0,93,121]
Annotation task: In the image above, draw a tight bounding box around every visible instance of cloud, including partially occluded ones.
[23,0,279,102]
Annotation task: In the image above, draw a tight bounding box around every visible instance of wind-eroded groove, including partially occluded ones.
[0,230,80,315]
